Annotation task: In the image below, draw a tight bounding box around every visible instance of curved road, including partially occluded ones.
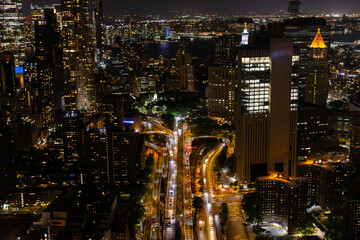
[199,137,230,240]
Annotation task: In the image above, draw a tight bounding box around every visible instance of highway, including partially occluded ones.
[143,121,175,240]
[199,137,229,240]
[177,123,194,240]
[163,118,179,240]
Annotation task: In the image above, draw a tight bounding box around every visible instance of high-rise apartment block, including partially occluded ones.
[257,173,307,234]
[344,197,360,240]
[297,159,347,208]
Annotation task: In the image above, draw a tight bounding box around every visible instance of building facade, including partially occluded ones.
[257,173,307,234]
[235,38,299,183]
[305,28,328,107]
[207,64,236,123]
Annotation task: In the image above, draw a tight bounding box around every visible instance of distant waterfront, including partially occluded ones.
[331,31,360,43]
[144,39,215,58]
[144,32,360,59]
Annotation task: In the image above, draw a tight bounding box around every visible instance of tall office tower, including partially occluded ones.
[61,0,95,113]
[0,52,15,94]
[235,38,299,183]
[0,0,25,66]
[35,8,63,128]
[288,0,301,16]
[62,111,84,184]
[257,173,307,234]
[93,0,103,66]
[215,34,239,64]
[305,28,328,107]
[207,63,236,123]
[85,128,108,188]
[284,18,330,104]
[344,197,360,240]
[176,50,195,92]
[107,129,145,186]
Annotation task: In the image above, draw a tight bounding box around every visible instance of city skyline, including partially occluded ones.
[25,0,360,15]
[1,0,360,239]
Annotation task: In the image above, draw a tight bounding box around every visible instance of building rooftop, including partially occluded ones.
[310,28,327,49]
[257,172,306,188]
[297,159,341,171]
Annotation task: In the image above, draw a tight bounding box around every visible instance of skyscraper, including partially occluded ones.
[62,111,84,184]
[34,8,63,128]
[176,49,195,92]
[235,38,299,183]
[207,63,236,123]
[305,28,328,107]
[61,0,95,113]
[107,129,145,186]
[241,24,249,46]
[0,0,25,66]
[93,0,103,66]
[215,34,239,65]
[283,18,330,104]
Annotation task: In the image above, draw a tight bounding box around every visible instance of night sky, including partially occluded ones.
[23,0,360,16]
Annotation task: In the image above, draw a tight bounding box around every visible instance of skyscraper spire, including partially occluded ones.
[241,23,249,46]
[310,28,327,49]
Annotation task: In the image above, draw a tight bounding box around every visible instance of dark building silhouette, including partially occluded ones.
[288,0,301,16]
[0,113,16,199]
[34,8,63,127]
[62,111,84,184]
[0,52,15,94]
